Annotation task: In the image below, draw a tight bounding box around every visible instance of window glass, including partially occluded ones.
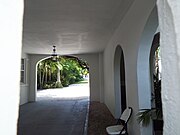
[20,59,26,83]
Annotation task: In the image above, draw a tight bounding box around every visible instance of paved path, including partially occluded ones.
[18,83,89,135]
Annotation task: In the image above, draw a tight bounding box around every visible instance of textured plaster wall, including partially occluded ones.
[103,0,156,134]
[28,53,102,102]
[157,0,180,134]
[0,0,23,135]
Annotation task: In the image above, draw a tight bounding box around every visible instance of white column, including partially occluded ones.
[157,0,180,134]
[0,0,23,135]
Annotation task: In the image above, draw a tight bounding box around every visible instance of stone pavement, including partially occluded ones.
[18,83,116,135]
[18,83,89,135]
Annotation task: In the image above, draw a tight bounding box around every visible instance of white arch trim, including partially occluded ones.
[137,6,158,135]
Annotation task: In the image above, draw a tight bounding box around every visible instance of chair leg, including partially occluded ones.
[119,132,128,135]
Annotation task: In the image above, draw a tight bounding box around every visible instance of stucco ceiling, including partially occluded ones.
[23,0,133,55]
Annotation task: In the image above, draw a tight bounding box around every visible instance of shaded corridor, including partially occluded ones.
[18,83,89,135]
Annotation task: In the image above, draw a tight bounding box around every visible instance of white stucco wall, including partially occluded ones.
[20,84,29,105]
[27,53,103,103]
[29,55,46,101]
[157,0,180,134]
[0,0,23,135]
[76,53,103,101]
[103,0,156,134]
[99,52,104,103]
[137,7,158,135]
[20,53,29,105]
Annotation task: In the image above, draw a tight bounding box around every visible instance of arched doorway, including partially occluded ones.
[150,33,163,134]
[114,45,127,118]
[28,54,100,103]
[137,6,159,135]
[120,53,127,113]
[36,55,90,99]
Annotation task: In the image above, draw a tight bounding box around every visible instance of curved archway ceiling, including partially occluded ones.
[23,0,134,55]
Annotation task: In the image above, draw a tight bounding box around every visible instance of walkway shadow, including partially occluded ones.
[18,83,89,135]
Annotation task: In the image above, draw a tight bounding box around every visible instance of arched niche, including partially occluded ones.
[137,6,159,135]
[114,45,127,118]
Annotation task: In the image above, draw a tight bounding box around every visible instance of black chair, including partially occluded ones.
[106,107,133,135]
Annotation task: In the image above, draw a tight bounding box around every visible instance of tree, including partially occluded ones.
[37,56,89,89]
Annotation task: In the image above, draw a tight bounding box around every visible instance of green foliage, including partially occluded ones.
[59,56,88,87]
[137,45,162,127]
[137,109,152,127]
[137,74,162,126]
[37,56,89,89]
[137,108,162,127]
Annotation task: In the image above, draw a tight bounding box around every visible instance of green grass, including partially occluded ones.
[75,79,89,84]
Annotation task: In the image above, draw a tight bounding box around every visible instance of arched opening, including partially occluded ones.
[137,7,159,135]
[36,55,90,100]
[114,45,127,118]
[150,33,160,94]
[150,33,163,134]
[120,53,127,113]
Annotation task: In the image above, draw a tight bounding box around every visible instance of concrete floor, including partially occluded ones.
[18,83,89,135]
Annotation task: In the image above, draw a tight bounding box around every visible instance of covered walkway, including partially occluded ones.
[18,83,89,135]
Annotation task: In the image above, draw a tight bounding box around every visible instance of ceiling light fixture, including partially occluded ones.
[51,45,58,61]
